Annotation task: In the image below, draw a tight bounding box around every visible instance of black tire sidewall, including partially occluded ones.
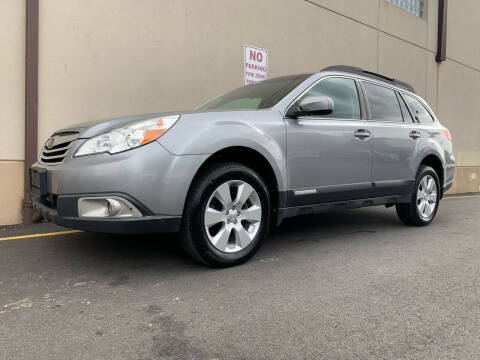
[186,163,271,266]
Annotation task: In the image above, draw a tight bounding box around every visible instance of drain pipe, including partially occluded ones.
[436,0,448,62]
[23,0,39,224]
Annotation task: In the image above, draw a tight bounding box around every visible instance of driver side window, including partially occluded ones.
[299,77,361,119]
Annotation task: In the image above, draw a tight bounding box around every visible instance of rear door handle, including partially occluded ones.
[354,129,371,140]
[410,131,421,140]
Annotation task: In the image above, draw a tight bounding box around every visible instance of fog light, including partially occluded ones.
[106,199,122,217]
[78,196,142,218]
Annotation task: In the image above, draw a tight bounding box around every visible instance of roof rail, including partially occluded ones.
[321,65,416,93]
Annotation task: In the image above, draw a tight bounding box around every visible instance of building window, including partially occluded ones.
[386,0,425,18]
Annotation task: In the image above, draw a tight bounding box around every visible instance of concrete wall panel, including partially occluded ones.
[425,54,438,111]
[0,161,24,225]
[426,0,439,53]
[447,0,480,70]
[306,0,379,27]
[0,0,25,161]
[379,0,428,49]
[378,33,428,98]
[437,60,480,167]
[447,167,480,194]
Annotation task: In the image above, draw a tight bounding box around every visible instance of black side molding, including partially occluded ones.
[277,194,411,225]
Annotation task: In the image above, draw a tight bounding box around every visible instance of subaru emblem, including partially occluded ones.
[46,137,55,149]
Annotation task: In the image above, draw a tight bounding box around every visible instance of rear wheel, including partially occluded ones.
[396,165,440,226]
[180,162,271,267]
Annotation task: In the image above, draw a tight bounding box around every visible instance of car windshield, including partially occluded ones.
[196,74,312,111]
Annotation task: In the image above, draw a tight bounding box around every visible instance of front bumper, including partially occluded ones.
[32,140,209,216]
[31,193,181,233]
[29,139,210,233]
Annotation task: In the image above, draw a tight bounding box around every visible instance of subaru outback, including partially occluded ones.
[30,65,455,267]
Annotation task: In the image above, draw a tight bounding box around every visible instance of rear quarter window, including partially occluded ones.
[404,94,435,123]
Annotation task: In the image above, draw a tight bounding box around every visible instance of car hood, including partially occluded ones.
[53,108,277,138]
[54,110,196,138]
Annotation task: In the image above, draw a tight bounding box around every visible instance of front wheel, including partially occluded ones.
[180,162,271,267]
[396,165,440,226]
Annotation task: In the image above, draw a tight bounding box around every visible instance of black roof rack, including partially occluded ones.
[321,65,415,93]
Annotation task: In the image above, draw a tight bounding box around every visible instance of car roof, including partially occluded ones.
[319,65,416,94]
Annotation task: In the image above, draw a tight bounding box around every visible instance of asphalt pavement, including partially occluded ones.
[0,195,479,360]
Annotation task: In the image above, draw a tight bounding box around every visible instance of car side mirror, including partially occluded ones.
[286,96,334,117]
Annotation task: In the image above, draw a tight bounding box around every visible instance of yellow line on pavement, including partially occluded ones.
[445,194,480,200]
[0,230,82,242]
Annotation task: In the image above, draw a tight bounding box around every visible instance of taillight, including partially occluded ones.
[443,129,452,141]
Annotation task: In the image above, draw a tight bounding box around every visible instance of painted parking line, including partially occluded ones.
[0,230,82,242]
[445,194,480,200]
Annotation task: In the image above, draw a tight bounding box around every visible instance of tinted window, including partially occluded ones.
[299,77,360,119]
[197,74,311,111]
[404,94,434,123]
[398,93,413,122]
[363,82,403,122]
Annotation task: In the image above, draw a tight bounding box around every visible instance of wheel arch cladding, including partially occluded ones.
[186,146,281,212]
[420,154,444,197]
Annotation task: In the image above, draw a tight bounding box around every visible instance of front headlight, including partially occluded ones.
[74,115,179,157]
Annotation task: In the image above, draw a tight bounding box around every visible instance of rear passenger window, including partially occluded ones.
[404,94,435,123]
[300,77,361,119]
[362,82,403,122]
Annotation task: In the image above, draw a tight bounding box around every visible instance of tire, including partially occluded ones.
[180,162,272,267]
[396,165,441,226]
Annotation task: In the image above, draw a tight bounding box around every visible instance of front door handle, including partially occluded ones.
[410,131,421,140]
[354,129,371,140]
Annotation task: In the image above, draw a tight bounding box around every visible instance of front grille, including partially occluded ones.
[40,132,79,165]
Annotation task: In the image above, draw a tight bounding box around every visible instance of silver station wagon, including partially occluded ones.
[31,65,455,267]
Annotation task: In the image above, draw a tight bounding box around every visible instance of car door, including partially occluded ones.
[360,81,418,197]
[285,76,374,206]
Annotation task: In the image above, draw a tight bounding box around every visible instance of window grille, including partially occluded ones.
[386,0,424,18]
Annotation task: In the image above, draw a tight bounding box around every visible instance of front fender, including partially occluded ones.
[157,110,288,190]
[158,110,287,191]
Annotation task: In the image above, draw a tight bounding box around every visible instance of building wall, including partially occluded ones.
[437,0,480,193]
[35,0,445,142]
[0,0,26,225]
[1,0,479,225]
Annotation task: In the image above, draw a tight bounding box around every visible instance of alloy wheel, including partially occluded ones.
[416,174,437,220]
[204,180,262,253]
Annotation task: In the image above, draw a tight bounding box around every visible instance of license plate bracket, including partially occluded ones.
[30,168,48,198]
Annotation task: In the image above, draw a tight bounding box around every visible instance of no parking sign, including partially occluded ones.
[244,45,268,85]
